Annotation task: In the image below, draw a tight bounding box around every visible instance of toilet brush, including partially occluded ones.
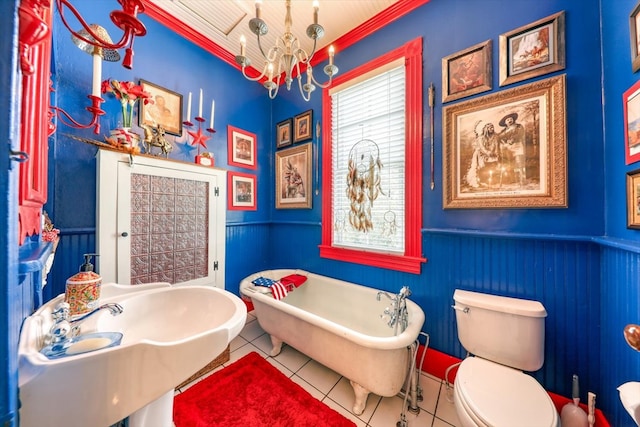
[561,375,589,427]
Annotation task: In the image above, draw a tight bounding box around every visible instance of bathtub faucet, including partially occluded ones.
[379,286,411,335]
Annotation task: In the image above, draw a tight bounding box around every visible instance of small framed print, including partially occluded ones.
[276,118,293,148]
[624,79,640,165]
[631,2,640,72]
[499,11,565,87]
[138,80,183,135]
[293,109,313,143]
[442,40,492,103]
[228,171,257,211]
[227,125,257,169]
[628,169,640,229]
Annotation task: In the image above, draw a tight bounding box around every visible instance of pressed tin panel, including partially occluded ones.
[129,174,209,285]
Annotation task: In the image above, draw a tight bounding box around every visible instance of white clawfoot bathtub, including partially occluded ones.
[239,269,425,415]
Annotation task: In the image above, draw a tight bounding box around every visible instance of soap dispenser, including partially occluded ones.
[65,253,102,318]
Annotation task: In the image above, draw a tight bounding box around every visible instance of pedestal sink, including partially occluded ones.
[18,282,247,427]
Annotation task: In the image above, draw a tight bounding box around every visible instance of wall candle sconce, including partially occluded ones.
[19,0,148,135]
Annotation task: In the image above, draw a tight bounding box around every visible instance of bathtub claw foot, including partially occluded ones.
[349,380,370,415]
[270,335,283,356]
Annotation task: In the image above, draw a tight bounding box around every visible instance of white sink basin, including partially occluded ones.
[18,283,247,427]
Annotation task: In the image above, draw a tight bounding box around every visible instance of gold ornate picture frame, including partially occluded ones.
[631,2,640,72]
[627,169,640,229]
[499,11,565,87]
[442,74,567,209]
[442,40,492,103]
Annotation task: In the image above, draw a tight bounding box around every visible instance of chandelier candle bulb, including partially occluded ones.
[255,0,262,19]
[198,89,203,118]
[186,92,192,120]
[313,0,319,25]
[329,45,335,66]
[268,63,274,81]
[240,35,246,57]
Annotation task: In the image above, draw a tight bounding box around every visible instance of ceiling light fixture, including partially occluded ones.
[235,0,338,102]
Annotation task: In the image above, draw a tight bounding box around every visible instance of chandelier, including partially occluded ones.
[235,0,338,101]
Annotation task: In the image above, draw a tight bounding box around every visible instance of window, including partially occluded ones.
[319,37,425,274]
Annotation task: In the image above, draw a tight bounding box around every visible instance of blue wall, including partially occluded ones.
[12,0,637,426]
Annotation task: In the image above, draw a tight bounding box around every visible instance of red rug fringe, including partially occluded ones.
[173,352,356,427]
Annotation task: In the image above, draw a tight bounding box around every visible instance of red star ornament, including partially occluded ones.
[188,127,210,149]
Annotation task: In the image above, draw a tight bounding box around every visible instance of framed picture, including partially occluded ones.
[631,2,640,72]
[624,80,640,165]
[442,40,492,103]
[228,171,257,211]
[275,143,312,209]
[227,125,257,169]
[138,79,183,135]
[276,118,293,148]
[293,109,313,143]
[499,11,565,87]
[442,74,567,209]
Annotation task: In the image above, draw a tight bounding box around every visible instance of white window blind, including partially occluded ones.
[330,63,406,253]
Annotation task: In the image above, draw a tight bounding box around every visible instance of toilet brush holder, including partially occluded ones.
[561,374,588,427]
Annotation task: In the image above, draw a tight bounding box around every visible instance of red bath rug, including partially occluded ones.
[173,351,356,427]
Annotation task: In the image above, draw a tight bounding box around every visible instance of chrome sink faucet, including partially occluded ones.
[48,302,124,344]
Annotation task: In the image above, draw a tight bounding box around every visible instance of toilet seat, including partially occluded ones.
[455,357,559,427]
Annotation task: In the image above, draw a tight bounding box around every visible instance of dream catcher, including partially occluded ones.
[346,138,385,232]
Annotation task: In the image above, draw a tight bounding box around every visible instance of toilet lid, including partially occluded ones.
[456,357,558,427]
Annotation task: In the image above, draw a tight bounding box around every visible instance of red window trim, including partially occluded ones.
[319,37,426,274]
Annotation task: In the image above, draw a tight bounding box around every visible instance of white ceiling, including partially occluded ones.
[147,0,400,73]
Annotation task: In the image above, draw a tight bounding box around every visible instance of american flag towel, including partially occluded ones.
[251,277,276,287]
[270,281,289,300]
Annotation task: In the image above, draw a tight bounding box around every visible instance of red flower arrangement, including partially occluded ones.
[101,79,154,128]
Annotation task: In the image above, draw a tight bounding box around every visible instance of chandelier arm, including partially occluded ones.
[306,38,319,63]
[310,72,334,89]
[241,64,268,82]
[296,75,312,102]
[50,95,105,134]
[55,0,131,49]
[256,32,272,61]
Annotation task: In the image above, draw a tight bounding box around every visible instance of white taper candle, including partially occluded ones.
[92,53,102,97]
[198,88,203,118]
[187,92,192,119]
[210,99,215,129]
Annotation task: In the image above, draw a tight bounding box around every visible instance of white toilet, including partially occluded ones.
[452,289,560,427]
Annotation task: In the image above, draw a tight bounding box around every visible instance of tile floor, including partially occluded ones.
[175,311,462,427]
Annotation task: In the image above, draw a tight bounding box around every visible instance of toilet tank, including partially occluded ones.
[453,289,547,372]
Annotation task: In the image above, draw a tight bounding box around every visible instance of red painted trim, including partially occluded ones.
[328,0,430,62]
[143,0,430,83]
[18,0,53,244]
[319,37,425,274]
